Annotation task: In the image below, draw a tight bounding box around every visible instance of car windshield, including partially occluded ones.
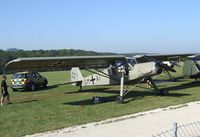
[13,73,27,79]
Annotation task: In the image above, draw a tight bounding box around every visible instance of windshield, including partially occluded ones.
[194,60,200,70]
[135,56,152,63]
[128,59,137,65]
[13,73,27,79]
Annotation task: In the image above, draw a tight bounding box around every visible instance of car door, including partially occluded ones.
[31,72,37,86]
[34,72,44,86]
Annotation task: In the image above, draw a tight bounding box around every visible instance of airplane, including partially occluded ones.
[4,53,194,103]
[151,54,200,82]
[182,54,200,82]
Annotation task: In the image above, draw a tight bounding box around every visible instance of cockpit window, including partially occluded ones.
[135,56,151,63]
[194,60,200,70]
[128,59,137,65]
[112,60,129,75]
[114,60,124,67]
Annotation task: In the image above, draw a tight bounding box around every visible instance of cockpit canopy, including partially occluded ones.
[128,55,153,66]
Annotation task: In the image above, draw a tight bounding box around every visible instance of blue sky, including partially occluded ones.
[0,0,200,53]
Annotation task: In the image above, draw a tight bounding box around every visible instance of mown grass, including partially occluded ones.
[1,68,200,137]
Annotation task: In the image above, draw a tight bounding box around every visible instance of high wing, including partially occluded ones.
[147,53,195,61]
[5,53,196,72]
[5,55,126,72]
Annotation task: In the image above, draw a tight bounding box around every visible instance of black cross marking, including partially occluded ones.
[90,75,96,85]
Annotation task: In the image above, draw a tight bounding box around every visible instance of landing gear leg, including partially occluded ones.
[148,78,168,96]
[165,70,176,81]
[77,81,83,92]
[79,85,82,92]
[116,67,125,104]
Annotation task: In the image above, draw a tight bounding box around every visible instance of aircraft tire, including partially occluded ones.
[116,96,124,104]
[158,89,168,96]
[173,78,177,82]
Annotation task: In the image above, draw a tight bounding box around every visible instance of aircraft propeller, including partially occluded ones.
[161,63,176,72]
[144,55,176,73]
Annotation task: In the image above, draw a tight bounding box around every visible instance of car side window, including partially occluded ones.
[35,72,42,78]
[27,73,31,78]
[31,73,36,78]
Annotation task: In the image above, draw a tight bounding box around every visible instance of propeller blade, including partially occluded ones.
[144,55,176,72]
[163,64,176,72]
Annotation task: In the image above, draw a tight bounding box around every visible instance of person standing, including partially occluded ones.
[1,75,10,105]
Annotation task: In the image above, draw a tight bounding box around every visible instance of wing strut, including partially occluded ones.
[164,70,176,81]
[147,78,168,95]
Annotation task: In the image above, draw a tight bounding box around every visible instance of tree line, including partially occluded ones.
[0,48,117,74]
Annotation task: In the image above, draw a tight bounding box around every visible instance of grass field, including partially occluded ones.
[1,68,200,137]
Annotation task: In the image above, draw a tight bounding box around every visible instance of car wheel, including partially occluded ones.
[30,83,36,91]
[43,80,48,88]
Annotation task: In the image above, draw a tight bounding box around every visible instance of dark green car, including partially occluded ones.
[10,71,48,91]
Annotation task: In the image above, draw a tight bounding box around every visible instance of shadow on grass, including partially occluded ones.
[16,99,39,104]
[63,89,190,106]
[63,80,198,105]
[63,88,112,95]
[15,85,58,92]
[162,81,200,91]
[154,76,191,82]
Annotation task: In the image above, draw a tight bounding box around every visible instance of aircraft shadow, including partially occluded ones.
[162,81,200,91]
[16,99,39,104]
[63,89,190,106]
[63,87,113,95]
[15,85,58,92]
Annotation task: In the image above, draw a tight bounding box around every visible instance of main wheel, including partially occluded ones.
[116,96,124,104]
[158,89,168,96]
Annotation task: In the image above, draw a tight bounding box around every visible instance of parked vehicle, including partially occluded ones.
[10,71,48,91]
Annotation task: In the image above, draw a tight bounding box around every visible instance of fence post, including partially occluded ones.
[173,122,178,137]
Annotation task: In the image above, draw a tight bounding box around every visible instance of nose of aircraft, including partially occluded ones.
[154,63,162,74]
[156,61,176,73]
[157,68,163,74]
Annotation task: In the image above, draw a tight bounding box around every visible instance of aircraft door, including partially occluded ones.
[128,64,140,80]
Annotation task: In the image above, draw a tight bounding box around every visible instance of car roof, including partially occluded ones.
[14,71,36,75]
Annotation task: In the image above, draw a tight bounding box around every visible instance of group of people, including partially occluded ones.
[1,75,11,106]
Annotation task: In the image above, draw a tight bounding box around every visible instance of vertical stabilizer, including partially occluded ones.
[71,67,83,83]
[183,60,199,76]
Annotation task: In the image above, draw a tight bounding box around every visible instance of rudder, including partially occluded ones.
[71,67,83,83]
